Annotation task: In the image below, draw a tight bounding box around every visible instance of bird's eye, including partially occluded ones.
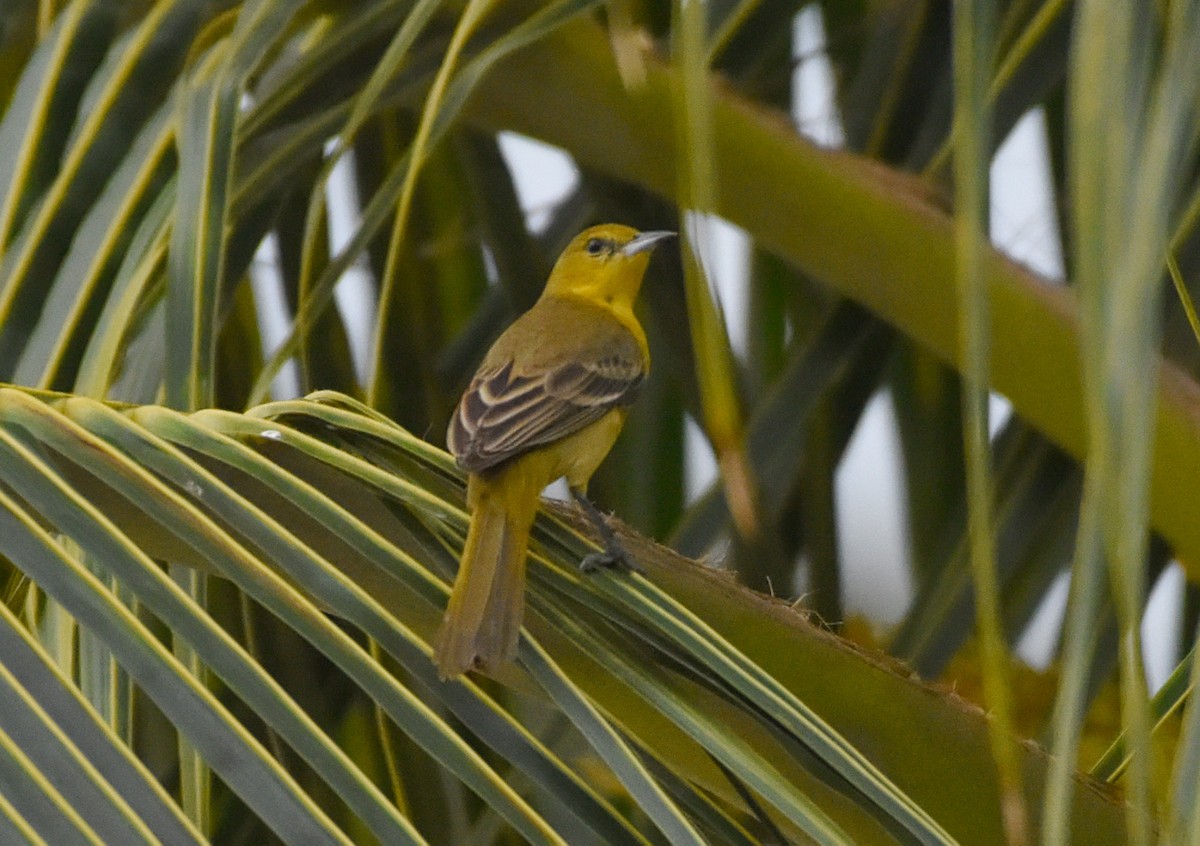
[585,237,607,256]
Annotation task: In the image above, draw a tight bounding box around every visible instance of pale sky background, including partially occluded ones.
[252,7,1182,686]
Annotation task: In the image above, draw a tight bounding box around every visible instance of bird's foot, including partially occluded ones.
[580,543,642,575]
[570,486,643,574]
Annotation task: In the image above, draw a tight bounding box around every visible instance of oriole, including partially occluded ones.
[435,224,674,679]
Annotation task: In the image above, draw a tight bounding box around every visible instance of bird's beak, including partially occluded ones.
[622,230,676,256]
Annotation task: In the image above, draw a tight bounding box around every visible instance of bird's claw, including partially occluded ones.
[580,547,642,575]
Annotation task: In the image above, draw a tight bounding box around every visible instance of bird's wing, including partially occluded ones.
[447,337,645,473]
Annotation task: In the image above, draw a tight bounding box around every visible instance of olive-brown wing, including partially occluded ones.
[447,339,645,474]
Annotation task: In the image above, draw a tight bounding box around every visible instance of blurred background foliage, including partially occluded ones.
[0,0,1198,843]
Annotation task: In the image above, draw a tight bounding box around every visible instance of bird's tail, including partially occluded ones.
[434,485,531,679]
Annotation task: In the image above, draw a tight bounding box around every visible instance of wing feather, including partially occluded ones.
[448,335,645,473]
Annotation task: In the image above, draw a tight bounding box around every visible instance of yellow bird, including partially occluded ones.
[435,223,674,679]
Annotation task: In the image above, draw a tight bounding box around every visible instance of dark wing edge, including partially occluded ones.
[447,354,645,474]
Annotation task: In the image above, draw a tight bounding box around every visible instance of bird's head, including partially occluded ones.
[542,224,675,310]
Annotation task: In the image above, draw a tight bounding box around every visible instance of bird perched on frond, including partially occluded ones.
[435,223,674,679]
